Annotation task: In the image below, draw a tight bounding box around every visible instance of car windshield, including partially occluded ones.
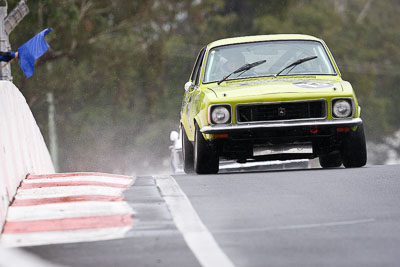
[203,40,336,84]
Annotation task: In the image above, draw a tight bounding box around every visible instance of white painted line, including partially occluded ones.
[14,186,124,199]
[214,218,376,234]
[0,226,132,247]
[24,176,132,185]
[155,175,235,267]
[7,201,134,221]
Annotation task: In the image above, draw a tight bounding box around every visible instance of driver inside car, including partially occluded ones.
[214,50,246,80]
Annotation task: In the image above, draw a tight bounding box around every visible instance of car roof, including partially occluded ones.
[207,34,323,49]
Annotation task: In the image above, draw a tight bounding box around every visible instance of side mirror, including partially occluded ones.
[170,131,179,142]
[184,81,194,92]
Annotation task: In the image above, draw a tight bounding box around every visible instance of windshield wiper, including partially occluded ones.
[218,59,266,85]
[274,56,318,77]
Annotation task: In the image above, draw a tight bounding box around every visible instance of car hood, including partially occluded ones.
[206,78,344,99]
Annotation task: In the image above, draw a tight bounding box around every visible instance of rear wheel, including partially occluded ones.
[319,152,342,168]
[182,127,194,174]
[341,124,367,168]
[194,125,219,174]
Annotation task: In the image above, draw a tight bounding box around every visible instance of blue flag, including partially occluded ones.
[18,28,52,78]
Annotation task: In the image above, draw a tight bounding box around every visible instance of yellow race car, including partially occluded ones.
[181,34,367,174]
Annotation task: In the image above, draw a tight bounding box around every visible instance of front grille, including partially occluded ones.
[237,100,326,122]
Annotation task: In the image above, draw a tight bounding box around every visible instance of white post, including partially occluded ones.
[0,0,12,81]
[47,92,58,171]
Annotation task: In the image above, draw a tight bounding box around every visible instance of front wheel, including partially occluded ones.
[182,127,194,174]
[341,124,367,168]
[194,125,219,174]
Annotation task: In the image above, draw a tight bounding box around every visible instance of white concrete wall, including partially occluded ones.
[0,81,54,229]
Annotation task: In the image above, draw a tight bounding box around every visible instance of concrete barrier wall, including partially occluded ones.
[0,81,54,229]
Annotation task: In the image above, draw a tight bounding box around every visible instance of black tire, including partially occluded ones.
[182,127,194,174]
[319,152,342,168]
[194,125,219,174]
[341,124,367,168]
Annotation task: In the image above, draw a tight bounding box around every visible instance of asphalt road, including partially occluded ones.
[23,164,400,267]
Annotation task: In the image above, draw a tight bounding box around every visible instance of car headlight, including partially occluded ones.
[332,99,352,118]
[210,105,231,124]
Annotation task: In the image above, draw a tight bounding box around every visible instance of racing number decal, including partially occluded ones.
[187,95,192,132]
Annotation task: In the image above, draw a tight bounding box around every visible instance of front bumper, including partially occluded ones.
[200,118,362,134]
